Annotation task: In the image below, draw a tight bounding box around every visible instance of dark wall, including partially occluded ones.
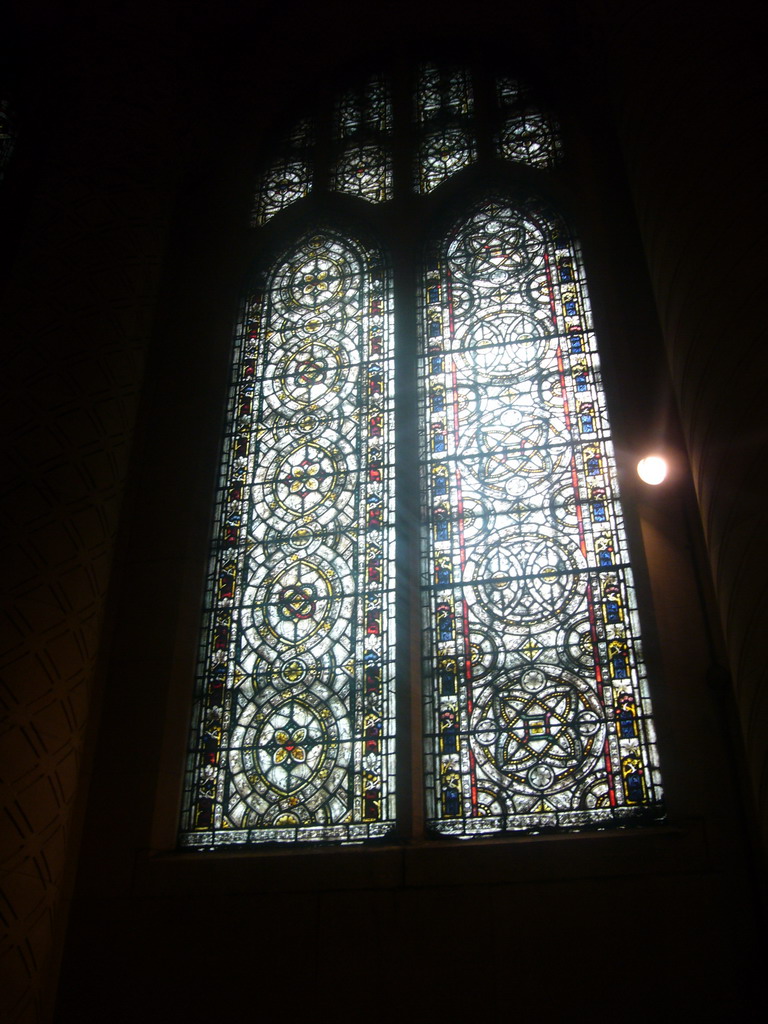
[2,3,765,1021]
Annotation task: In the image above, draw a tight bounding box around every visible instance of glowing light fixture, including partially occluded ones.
[637,455,668,485]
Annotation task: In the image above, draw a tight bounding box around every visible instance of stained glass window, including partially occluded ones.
[331,78,393,203]
[335,78,392,138]
[420,198,662,835]
[250,72,560,212]
[253,121,314,226]
[495,77,562,168]
[253,157,312,226]
[417,66,477,194]
[185,67,663,849]
[181,231,396,846]
[418,66,474,124]
[418,128,477,195]
[331,144,393,204]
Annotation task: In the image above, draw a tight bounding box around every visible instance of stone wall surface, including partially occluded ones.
[601,5,768,855]
[1,28,179,1020]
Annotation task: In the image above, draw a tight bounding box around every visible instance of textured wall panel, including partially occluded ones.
[0,51,178,1021]
[603,5,768,851]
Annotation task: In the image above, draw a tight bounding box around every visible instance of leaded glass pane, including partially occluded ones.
[182,231,396,846]
[253,158,312,225]
[496,77,521,106]
[335,77,392,138]
[416,67,476,193]
[418,66,473,123]
[420,199,662,836]
[331,143,393,203]
[418,128,477,194]
[495,77,562,168]
[498,111,562,168]
[288,118,314,148]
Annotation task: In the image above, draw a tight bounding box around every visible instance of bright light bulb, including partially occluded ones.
[637,455,668,485]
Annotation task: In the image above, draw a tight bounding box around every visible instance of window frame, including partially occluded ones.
[176,66,668,848]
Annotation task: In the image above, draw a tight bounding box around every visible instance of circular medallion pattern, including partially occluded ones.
[472,667,605,795]
[229,689,346,812]
[242,544,356,661]
[274,340,348,409]
[260,559,333,644]
[478,415,566,495]
[275,441,343,514]
[474,532,582,629]
[286,253,343,309]
[255,698,328,795]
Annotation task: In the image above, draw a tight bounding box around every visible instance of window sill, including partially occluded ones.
[134,818,711,898]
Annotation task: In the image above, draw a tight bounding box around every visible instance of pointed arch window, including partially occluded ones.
[180,67,663,848]
[421,199,657,833]
[183,231,397,844]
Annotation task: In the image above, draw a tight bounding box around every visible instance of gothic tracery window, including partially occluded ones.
[421,199,659,833]
[180,67,663,848]
[183,232,397,844]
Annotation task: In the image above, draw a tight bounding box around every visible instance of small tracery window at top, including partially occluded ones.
[416,66,477,194]
[331,79,393,203]
[331,144,393,204]
[495,77,562,169]
[418,66,474,124]
[250,71,562,215]
[418,128,477,195]
[420,199,662,836]
[335,78,392,138]
[253,157,312,226]
[181,232,396,846]
[253,120,315,226]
